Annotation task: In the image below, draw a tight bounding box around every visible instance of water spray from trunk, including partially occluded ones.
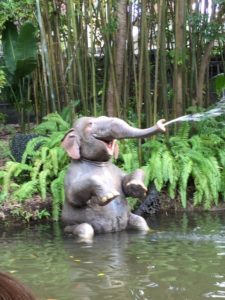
[164,97,225,127]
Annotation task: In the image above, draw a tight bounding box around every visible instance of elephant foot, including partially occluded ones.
[64,223,94,241]
[126,180,147,199]
[98,190,120,206]
[127,213,150,231]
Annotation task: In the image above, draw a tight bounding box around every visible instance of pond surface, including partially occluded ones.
[1,212,225,300]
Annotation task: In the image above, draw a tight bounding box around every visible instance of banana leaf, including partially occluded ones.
[1,21,37,80]
[15,22,37,78]
[2,21,18,75]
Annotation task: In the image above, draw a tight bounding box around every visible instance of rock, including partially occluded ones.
[135,184,161,217]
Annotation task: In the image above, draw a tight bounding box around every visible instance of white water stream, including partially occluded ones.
[164,98,225,127]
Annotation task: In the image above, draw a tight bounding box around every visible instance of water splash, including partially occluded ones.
[164,98,225,127]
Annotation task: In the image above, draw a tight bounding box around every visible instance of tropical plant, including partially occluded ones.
[0,113,70,221]
[142,120,225,209]
[1,20,37,130]
[0,69,6,92]
[0,0,36,30]
[213,73,225,96]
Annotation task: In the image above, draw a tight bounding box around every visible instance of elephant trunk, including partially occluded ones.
[93,118,161,141]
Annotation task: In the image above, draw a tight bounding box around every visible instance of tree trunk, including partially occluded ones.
[173,0,186,118]
[159,0,168,120]
[196,40,214,107]
[107,0,127,117]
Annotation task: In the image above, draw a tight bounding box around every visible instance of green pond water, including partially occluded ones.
[0,212,225,300]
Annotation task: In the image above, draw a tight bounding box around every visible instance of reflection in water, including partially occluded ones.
[0,212,225,299]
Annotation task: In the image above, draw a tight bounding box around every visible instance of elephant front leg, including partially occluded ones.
[92,175,120,205]
[65,223,94,241]
[122,169,147,200]
[68,174,120,207]
[127,213,149,232]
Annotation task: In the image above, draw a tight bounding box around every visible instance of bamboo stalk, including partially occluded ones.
[68,0,87,114]
[36,0,56,112]
[89,0,97,116]
[159,0,168,120]
[153,0,163,124]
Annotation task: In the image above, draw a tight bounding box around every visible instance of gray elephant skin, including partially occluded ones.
[61,116,166,239]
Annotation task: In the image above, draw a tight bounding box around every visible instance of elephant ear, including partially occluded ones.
[61,129,80,160]
[113,140,119,160]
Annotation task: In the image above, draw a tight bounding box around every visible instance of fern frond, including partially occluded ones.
[57,147,69,167]
[204,156,221,205]
[179,157,193,208]
[200,134,224,147]
[0,170,6,185]
[168,180,178,199]
[40,147,49,162]
[35,113,70,134]
[44,112,70,130]
[177,122,190,139]
[143,139,163,153]
[122,152,138,172]
[39,170,50,199]
[217,148,225,167]
[35,121,60,135]
[190,135,215,157]
[147,151,163,190]
[220,169,225,199]
[161,149,176,184]
[192,165,207,206]
[50,169,66,221]
[21,136,49,163]
[49,148,59,175]
[31,159,43,180]
[119,139,139,172]
[193,189,204,206]
[3,162,32,195]
[47,132,66,148]
[169,136,190,155]
[13,180,37,201]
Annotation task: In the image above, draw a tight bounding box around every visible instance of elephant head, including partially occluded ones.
[61,116,166,162]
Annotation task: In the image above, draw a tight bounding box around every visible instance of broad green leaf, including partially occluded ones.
[2,21,18,74]
[213,73,225,96]
[15,22,37,78]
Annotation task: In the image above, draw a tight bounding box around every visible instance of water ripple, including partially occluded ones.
[205,291,225,298]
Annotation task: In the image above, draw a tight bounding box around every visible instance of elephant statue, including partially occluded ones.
[61,116,166,240]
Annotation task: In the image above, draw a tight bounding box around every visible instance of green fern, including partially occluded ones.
[220,169,225,199]
[47,132,66,148]
[119,139,139,172]
[31,159,43,180]
[40,146,49,163]
[35,112,70,134]
[161,149,176,184]
[49,148,59,176]
[3,161,32,195]
[178,157,193,208]
[13,180,37,201]
[39,170,50,199]
[0,170,6,185]
[43,112,70,130]
[217,148,225,167]
[21,136,49,163]
[51,169,66,221]
[35,121,60,135]
[142,118,225,209]
[1,112,70,221]
[146,151,163,191]
[177,122,190,139]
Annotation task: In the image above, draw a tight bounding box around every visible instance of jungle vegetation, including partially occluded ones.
[0,0,225,221]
